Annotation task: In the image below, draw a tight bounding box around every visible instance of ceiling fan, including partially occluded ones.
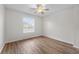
[30,4,49,14]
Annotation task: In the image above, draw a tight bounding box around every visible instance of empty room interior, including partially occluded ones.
[0,4,79,54]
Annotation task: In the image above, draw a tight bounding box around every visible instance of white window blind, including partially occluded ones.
[23,17,35,33]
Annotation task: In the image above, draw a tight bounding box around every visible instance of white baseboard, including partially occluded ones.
[44,35,73,46]
[5,35,42,43]
[73,45,79,48]
[0,44,5,53]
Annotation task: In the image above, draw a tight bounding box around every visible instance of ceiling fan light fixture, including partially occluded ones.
[36,4,46,14]
[29,4,48,14]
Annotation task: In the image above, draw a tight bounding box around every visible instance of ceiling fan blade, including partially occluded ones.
[45,9,49,11]
[41,12,44,14]
[37,4,40,7]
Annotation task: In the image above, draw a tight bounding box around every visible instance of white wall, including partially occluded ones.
[73,6,79,47]
[43,7,75,44]
[43,6,79,47]
[5,8,43,43]
[0,5,5,52]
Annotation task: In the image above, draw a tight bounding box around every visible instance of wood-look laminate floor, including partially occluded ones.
[1,36,79,54]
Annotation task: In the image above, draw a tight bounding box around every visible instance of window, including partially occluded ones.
[23,17,35,33]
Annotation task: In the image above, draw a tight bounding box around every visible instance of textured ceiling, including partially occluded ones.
[4,4,73,17]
